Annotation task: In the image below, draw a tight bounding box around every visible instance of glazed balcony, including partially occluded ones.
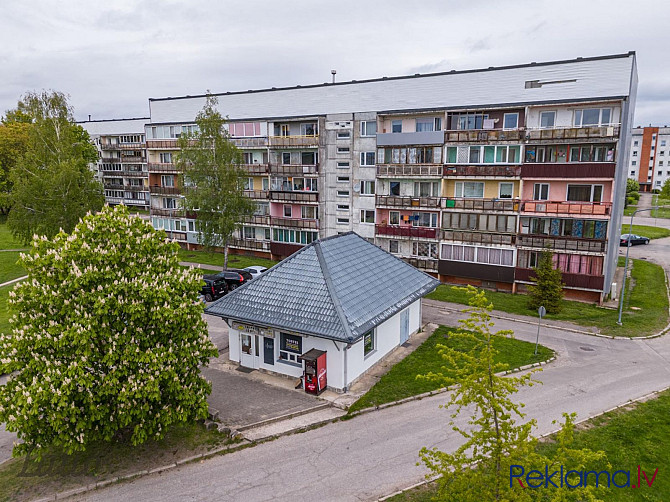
[149,185,181,195]
[269,191,319,203]
[525,125,620,143]
[443,198,519,212]
[375,225,438,239]
[244,190,269,199]
[268,135,319,148]
[269,164,318,176]
[229,238,271,252]
[150,208,182,217]
[104,184,148,192]
[515,267,605,290]
[516,234,607,253]
[443,165,521,177]
[100,142,144,151]
[241,163,269,175]
[520,162,616,179]
[146,139,179,149]
[377,164,442,177]
[521,200,611,216]
[403,257,439,272]
[231,137,268,148]
[445,129,524,142]
[100,169,147,177]
[376,130,445,146]
[440,230,516,246]
[242,215,271,226]
[147,163,180,173]
[270,217,319,230]
[376,195,442,209]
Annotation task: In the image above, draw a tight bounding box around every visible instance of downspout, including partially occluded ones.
[343,343,348,392]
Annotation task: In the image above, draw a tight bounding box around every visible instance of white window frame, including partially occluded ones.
[539,111,556,129]
[363,329,376,357]
[360,180,375,196]
[574,108,613,127]
[498,182,514,199]
[360,121,377,137]
[337,176,350,183]
[360,210,375,224]
[565,184,604,203]
[533,183,549,201]
[283,205,292,217]
[503,113,519,130]
[360,152,376,166]
[337,190,350,197]
[455,181,484,198]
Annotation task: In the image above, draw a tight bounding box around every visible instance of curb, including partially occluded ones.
[0,275,27,288]
[236,402,332,432]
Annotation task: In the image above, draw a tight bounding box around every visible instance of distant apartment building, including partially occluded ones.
[80,118,150,210]
[85,52,638,303]
[627,126,670,191]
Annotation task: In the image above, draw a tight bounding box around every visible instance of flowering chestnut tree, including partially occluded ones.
[0,205,218,458]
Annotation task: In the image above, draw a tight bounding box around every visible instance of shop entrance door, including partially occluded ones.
[263,337,275,365]
[240,333,259,369]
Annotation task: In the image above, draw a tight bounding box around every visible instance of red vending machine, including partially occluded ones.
[302,349,327,395]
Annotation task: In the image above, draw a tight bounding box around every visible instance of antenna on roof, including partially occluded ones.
[331,69,337,83]
[88,114,91,121]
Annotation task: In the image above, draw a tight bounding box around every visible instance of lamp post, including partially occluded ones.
[617,206,660,325]
[535,306,546,356]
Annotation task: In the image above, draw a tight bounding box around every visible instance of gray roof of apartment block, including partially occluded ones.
[205,232,440,343]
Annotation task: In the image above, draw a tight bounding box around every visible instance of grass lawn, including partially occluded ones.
[0,223,25,250]
[389,389,670,501]
[426,258,668,338]
[0,252,25,284]
[651,194,670,218]
[623,205,637,217]
[178,248,278,270]
[0,284,13,335]
[621,224,670,240]
[0,422,237,502]
[347,325,554,413]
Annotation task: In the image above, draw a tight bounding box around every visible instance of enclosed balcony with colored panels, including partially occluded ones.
[145,139,180,150]
[376,144,443,178]
[524,106,621,144]
[440,211,518,246]
[269,176,318,204]
[520,182,613,217]
[229,237,271,252]
[147,163,180,173]
[515,250,605,291]
[376,180,441,209]
[269,203,319,230]
[442,179,520,211]
[444,109,525,143]
[375,210,439,240]
[101,142,145,151]
[269,121,319,148]
[521,143,616,179]
[444,144,522,178]
[376,113,446,147]
[517,216,608,253]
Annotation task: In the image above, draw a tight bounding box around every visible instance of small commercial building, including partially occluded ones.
[205,232,439,392]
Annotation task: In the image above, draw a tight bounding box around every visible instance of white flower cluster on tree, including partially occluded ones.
[0,205,218,458]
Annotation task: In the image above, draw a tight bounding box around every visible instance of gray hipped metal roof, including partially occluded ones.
[205,233,440,343]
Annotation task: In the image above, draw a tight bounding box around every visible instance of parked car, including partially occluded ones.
[620,234,650,246]
[244,265,268,279]
[213,269,252,290]
[201,275,229,302]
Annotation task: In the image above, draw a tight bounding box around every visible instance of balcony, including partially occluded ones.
[244,190,269,199]
[104,184,148,192]
[269,164,318,176]
[377,164,442,177]
[269,135,319,148]
[445,129,524,142]
[241,163,269,175]
[270,242,304,259]
[101,169,147,177]
[403,257,438,272]
[376,195,442,209]
[516,234,607,253]
[376,130,445,146]
[521,201,611,216]
[520,162,616,179]
[147,163,180,173]
[440,230,516,245]
[151,208,181,217]
[115,156,145,163]
[270,217,319,230]
[146,139,179,149]
[269,191,319,203]
[515,267,605,290]
[150,185,181,195]
[242,215,271,226]
[525,125,620,142]
[375,225,438,239]
[443,198,519,212]
[443,165,521,177]
[229,238,271,252]
[100,142,145,151]
[231,137,268,148]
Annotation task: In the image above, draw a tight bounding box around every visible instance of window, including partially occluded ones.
[389,211,400,225]
[662,140,667,147]
[452,113,489,130]
[566,184,603,202]
[337,130,350,139]
[389,240,399,254]
[337,204,349,211]
[442,244,514,267]
[243,226,255,240]
[632,161,637,166]
[539,111,556,128]
[446,147,457,163]
[243,178,253,190]
[300,123,317,136]
[391,120,402,133]
[337,146,350,154]
[337,176,350,183]
[574,108,612,127]
[533,183,549,201]
[161,175,174,187]
[499,183,513,199]
[415,118,434,132]
[301,151,317,165]
[503,113,519,129]
[469,146,481,163]
[301,206,317,219]
[262,178,269,191]
[282,152,291,164]
[283,205,292,217]
[279,333,302,363]
[337,190,350,197]
[360,152,376,166]
[337,162,350,170]
[412,212,438,228]
[229,122,262,137]
[360,210,375,224]
[360,121,377,137]
[360,180,375,195]
[363,330,375,356]
[159,152,172,163]
[414,181,438,197]
[162,198,177,209]
[412,242,438,258]
[273,229,318,244]
[633,151,638,156]
[455,182,484,198]
[630,171,635,176]
[337,217,350,224]
[634,140,639,147]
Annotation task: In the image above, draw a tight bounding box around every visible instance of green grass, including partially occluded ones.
[0,284,13,335]
[178,249,278,270]
[621,224,670,240]
[0,422,236,502]
[0,223,25,250]
[389,389,670,501]
[347,325,554,413]
[0,251,25,284]
[651,194,670,218]
[426,259,668,337]
[623,205,638,217]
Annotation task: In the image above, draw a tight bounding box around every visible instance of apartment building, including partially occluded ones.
[627,126,670,192]
[80,118,150,210]
[88,52,637,303]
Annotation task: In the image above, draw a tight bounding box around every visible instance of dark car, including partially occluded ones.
[213,269,252,290]
[201,275,229,302]
[620,234,650,246]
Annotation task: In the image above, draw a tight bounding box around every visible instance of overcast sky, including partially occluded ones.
[2,0,669,127]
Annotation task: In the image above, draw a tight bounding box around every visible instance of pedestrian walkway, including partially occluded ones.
[179,261,221,271]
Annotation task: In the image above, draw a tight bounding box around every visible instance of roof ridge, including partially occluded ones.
[314,240,354,342]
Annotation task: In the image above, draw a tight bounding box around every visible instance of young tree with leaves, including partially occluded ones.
[177,94,256,269]
[0,206,217,459]
[6,90,104,243]
[527,249,564,314]
[0,119,30,215]
[419,287,608,501]
[660,178,670,200]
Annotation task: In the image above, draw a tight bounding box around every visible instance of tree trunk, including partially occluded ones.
[223,239,229,270]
